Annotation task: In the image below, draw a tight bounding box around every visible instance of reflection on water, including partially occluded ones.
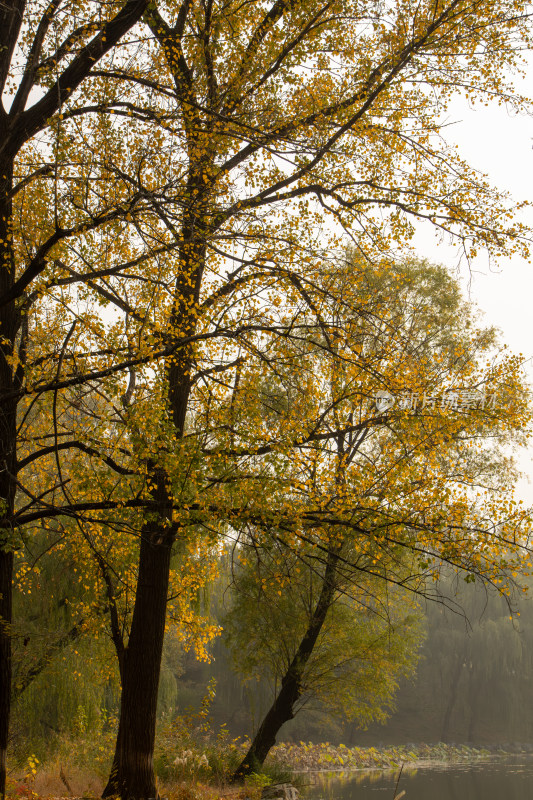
[304,757,533,800]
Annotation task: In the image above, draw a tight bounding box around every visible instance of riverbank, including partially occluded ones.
[8,741,531,799]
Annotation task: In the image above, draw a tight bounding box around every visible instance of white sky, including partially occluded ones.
[410,75,533,504]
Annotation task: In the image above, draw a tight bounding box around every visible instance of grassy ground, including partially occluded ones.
[7,765,260,800]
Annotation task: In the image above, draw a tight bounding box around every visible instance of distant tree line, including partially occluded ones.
[13,553,533,757]
[157,569,533,748]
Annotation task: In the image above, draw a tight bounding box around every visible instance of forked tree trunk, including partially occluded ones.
[102,511,174,800]
[232,550,339,780]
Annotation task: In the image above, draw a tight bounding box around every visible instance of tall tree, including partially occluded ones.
[0,2,161,795]
[220,255,531,776]
[89,0,533,792]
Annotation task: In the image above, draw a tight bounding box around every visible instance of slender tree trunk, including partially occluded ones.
[12,621,83,701]
[467,666,482,743]
[102,499,174,800]
[440,650,464,742]
[233,550,339,780]
[0,159,20,800]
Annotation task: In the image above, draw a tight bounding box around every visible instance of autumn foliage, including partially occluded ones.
[1,0,533,798]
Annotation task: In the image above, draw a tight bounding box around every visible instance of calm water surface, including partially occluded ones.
[303,757,533,800]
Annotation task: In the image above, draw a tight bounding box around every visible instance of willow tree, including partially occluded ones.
[223,255,531,776]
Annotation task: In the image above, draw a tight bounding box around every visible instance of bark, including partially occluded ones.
[0,159,20,800]
[232,549,339,780]
[101,386,188,800]
[0,550,13,800]
[102,495,174,800]
[102,359,195,798]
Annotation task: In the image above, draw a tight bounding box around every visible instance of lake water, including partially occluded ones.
[303,757,533,800]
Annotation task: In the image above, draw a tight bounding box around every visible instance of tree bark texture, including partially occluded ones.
[102,510,174,800]
[0,160,20,800]
[0,549,13,800]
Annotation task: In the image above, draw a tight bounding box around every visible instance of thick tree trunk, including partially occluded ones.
[0,160,19,800]
[103,239,200,799]
[102,512,174,800]
[233,550,339,780]
[102,365,191,800]
[0,549,13,800]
